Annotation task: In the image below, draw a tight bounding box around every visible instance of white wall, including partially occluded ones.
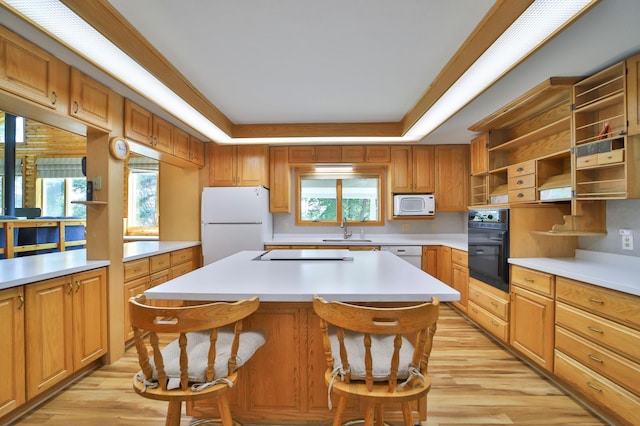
[578,199,640,257]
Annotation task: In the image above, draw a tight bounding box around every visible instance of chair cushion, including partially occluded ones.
[148,329,265,384]
[329,330,415,381]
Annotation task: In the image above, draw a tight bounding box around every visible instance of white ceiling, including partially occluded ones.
[3,1,640,145]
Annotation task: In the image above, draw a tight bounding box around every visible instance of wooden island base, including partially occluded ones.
[187,302,427,424]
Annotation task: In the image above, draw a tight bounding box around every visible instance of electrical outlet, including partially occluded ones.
[283,223,289,231]
[620,229,633,250]
[402,223,409,232]
[92,175,102,191]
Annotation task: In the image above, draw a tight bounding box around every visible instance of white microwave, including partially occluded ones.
[393,194,435,216]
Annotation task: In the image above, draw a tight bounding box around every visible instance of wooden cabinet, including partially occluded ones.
[554,277,640,426]
[0,26,61,110]
[288,145,342,163]
[152,115,174,155]
[434,145,469,211]
[269,146,291,213]
[573,60,640,200]
[390,146,435,193]
[470,133,488,176]
[209,144,269,187]
[25,268,107,399]
[509,265,555,371]
[627,53,640,136]
[123,248,199,342]
[469,78,577,205]
[0,286,25,418]
[470,133,489,206]
[468,277,510,343]
[421,245,451,284]
[124,99,204,167]
[69,68,112,130]
[450,248,468,313]
[124,99,153,145]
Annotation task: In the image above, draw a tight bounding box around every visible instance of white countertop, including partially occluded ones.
[145,249,460,303]
[267,233,468,251]
[123,240,201,261]
[0,249,110,290]
[509,250,640,297]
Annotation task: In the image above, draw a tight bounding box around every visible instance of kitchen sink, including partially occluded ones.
[322,239,373,243]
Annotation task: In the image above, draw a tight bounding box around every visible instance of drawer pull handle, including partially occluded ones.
[587,325,604,334]
[517,180,523,185]
[588,297,604,304]
[587,354,604,363]
[517,167,524,172]
[67,282,74,295]
[134,267,142,272]
[524,277,534,282]
[491,321,499,327]
[517,193,524,198]
[18,295,24,310]
[491,301,498,307]
[586,381,603,392]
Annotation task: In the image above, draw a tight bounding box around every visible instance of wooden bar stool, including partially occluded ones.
[129,295,265,426]
[313,295,440,426]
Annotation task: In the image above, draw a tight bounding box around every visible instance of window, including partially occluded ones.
[126,155,159,236]
[296,167,385,226]
[40,178,87,218]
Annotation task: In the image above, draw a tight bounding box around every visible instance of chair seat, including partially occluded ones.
[133,371,239,402]
[325,370,432,403]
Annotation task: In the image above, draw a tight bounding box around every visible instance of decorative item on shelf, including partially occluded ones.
[86,180,93,201]
[598,122,611,140]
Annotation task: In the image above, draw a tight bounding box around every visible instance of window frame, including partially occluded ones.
[125,168,159,237]
[37,177,87,218]
[295,166,386,227]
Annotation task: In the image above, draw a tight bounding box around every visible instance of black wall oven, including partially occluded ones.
[468,209,510,292]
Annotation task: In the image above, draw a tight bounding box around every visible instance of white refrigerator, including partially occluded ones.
[201,186,273,265]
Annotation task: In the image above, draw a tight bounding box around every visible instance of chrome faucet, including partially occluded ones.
[341,217,352,239]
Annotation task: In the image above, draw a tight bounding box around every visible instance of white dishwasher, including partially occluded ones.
[380,245,422,268]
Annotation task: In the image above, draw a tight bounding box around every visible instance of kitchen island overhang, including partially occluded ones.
[142,249,458,424]
[144,249,460,303]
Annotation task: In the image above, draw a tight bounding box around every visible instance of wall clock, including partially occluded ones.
[109,137,130,160]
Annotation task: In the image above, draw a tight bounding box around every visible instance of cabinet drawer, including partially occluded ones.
[170,261,193,279]
[149,269,170,288]
[554,351,640,425]
[556,302,640,363]
[469,281,509,320]
[511,265,554,297]
[508,161,535,177]
[468,301,509,342]
[451,248,467,267]
[575,154,598,169]
[556,277,640,330]
[150,253,171,273]
[556,326,640,395]
[171,248,193,266]
[507,173,535,190]
[597,149,624,165]
[508,187,536,202]
[124,258,149,281]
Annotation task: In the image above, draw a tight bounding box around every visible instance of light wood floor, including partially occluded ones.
[9,305,607,426]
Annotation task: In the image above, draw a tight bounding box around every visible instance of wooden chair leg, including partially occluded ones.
[375,403,384,426]
[217,394,233,426]
[333,396,347,426]
[364,402,375,426]
[401,402,413,426]
[166,400,182,426]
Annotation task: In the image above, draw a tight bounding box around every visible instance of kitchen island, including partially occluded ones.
[144,249,459,424]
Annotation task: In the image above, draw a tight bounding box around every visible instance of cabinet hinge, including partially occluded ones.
[570,103,576,111]
[571,189,576,198]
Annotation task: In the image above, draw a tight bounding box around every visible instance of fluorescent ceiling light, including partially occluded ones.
[314,165,354,173]
[2,0,595,144]
[405,0,596,139]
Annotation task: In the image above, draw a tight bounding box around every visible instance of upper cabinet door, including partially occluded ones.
[124,99,153,145]
[0,26,60,109]
[412,145,435,193]
[435,145,469,212]
[69,68,112,130]
[627,53,640,136]
[152,116,174,155]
